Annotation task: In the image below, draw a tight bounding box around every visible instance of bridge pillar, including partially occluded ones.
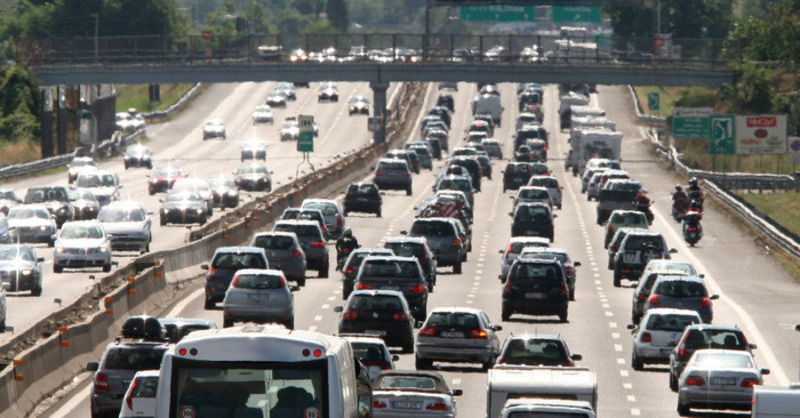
[370,81,389,143]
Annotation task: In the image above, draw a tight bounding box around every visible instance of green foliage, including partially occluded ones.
[723,62,775,112]
[604,1,733,41]
[0,65,40,143]
[674,88,718,108]
[325,0,348,32]
[772,91,800,136]
[724,1,800,64]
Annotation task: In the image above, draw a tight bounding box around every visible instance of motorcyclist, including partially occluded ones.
[335,228,359,270]
[672,185,690,220]
[687,177,704,202]
[633,189,653,224]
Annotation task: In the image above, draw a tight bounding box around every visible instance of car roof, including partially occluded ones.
[62,220,102,227]
[643,308,702,317]
[515,202,551,209]
[274,219,321,227]
[514,258,561,266]
[429,307,485,315]
[254,231,298,239]
[385,236,427,245]
[377,369,447,381]
[623,230,661,237]
[103,201,145,210]
[352,247,394,255]
[350,289,406,298]
[132,370,160,378]
[158,317,216,326]
[509,237,551,244]
[683,323,742,332]
[504,333,565,341]
[342,335,389,345]
[363,255,419,263]
[213,246,266,254]
[521,247,568,255]
[378,157,408,164]
[518,186,550,192]
[653,275,705,284]
[233,268,284,276]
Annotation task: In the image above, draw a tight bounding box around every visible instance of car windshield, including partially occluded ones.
[165,192,202,202]
[253,235,294,250]
[234,273,284,289]
[303,202,337,216]
[98,208,145,222]
[646,314,700,332]
[207,178,236,188]
[654,281,707,297]
[77,174,116,188]
[692,352,753,369]
[237,166,268,175]
[211,252,267,270]
[8,207,50,220]
[502,338,569,366]
[103,347,167,370]
[0,246,35,261]
[362,260,418,277]
[26,188,68,203]
[69,190,96,201]
[60,224,104,239]
[125,146,148,156]
[69,159,95,168]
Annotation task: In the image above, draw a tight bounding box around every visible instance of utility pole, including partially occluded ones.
[92,13,99,62]
[424,0,432,61]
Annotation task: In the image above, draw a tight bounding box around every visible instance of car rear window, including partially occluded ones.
[361,260,419,278]
[530,178,558,188]
[348,184,378,195]
[515,205,550,220]
[501,338,569,366]
[512,263,561,282]
[685,330,747,349]
[426,312,480,329]
[211,252,267,270]
[234,273,284,289]
[377,376,436,391]
[103,347,167,370]
[654,281,707,297]
[378,162,406,171]
[624,236,664,251]
[274,224,322,241]
[349,295,403,311]
[253,235,294,250]
[519,189,550,199]
[132,376,159,398]
[410,221,454,237]
[351,343,388,362]
[507,164,530,174]
[646,314,700,332]
[692,352,753,369]
[531,164,549,175]
[611,212,647,224]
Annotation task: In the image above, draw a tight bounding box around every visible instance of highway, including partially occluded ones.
[37,81,800,418]
[2,81,398,343]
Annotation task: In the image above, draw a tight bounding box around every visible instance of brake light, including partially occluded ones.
[648,295,660,306]
[685,376,705,386]
[373,400,387,409]
[565,266,575,276]
[700,297,712,309]
[231,275,240,288]
[342,310,358,321]
[505,245,513,255]
[293,250,302,257]
[125,378,138,409]
[357,283,372,290]
[393,311,410,321]
[497,357,505,364]
[688,227,698,232]
[409,285,426,294]
[419,328,436,337]
[741,378,759,388]
[451,238,460,248]
[608,225,614,233]
[641,332,652,343]
[278,276,287,288]
[401,172,410,177]
[560,280,568,297]
[94,372,110,392]
[426,402,450,411]
[543,146,548,151]
[345,268,354,274]
[503,279,512,295]
[336,215,343,226]
[207,266,217,276]
[514,199,519,206]
[375,172,384,177]
[470,329,488,339]
[310,242,326,248]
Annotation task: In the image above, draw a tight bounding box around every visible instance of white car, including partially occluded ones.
[251,105,274,125]
[53,220,112,273]
[202,118,226,140]
[67,157,97,183]
[118,370,158,418]
[279,119,300,141]
[97,201,152,254]
[628,308,702,370]
[7,205,57,245]
[74,170,121,207]
[115,112,134,132]
[170,178,214,215]
[343,335,397,381]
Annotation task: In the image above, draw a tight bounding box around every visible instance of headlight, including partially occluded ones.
[56,247,65,253]
[57,208,66,214]
[39,225,47,231]
[21,269,32,275]
[98,247,108,253]
[196,209,203,214]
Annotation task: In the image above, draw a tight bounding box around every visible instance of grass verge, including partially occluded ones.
[0,139,41,166]
[115,83,195,113]
[740,192,800,238]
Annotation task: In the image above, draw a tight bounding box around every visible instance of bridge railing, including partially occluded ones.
[18,33,730,69]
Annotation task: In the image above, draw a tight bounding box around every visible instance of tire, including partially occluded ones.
[415,356,432,370]
[453,262,462,274]
[0,319,5,333]
[559,307,568,323]
[631,351,644,370]
[482,356,495,371]
[669,373,678,392]
[376,209,381,217]
[613,271,621,287]
[298,276,306,287]
[285,318,295,330]
[677,402,691,416]
[569,289,575,301]
[160,217,166,227]
[501,305,511,321]
[223,318,233,328]
[402,341,414,354]
[406,186,412,196]
[319,260,329,278]
[31,284,42,297]
[199,216,207,225]
[103,264,111,273]
[53,265,63,273]
[204,297,215,310]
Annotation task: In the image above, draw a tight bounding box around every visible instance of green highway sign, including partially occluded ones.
[552,6,602,23]
[460,5,536,22]
[709,114,735,154]
[647,92,660,111]
[672,107,712,140]
[298,114,314,152]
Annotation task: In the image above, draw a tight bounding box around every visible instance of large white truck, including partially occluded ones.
[569,128,623,176]
[486,366,598,418]
[752,384,800,417]
[472,93,503,126]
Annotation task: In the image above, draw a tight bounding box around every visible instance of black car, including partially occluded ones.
[206,176,239,209]
[23,186,74,228]
[0,244,43,296]
[503,162,534,192]
[340,248,394,300]
[436,94,454,112]
[202,246,269,309]
[354,256,428,321]
[159,191,208,226]
[501,258,570,322]
[336,290,416,352]
[343,182,382,217]
[384,237,437,291]
[448,157,482,191]
[510,202,555,241]
[234,163,272,192]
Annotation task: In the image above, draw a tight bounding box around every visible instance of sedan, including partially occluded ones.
[147,166,187,195]
[348,95,370,115]
[74,170,120,207]
[123,144,153,169]
[0,244,44,295]
[207,176,239,208]
[97,201,152,254]
[318,85,339,102]
[67,157,97,183]
[266,92,287,108]
[170,178,214,215]
[159,191,208,226]
[7,205,57,245]
[240,140,267,161]
[415,307,501,370]
[251,105,274,125]
[234,164,272,192]
[279,119,299,141]
[201,118,226,140]
[222,268,298,329]
[677,350,768,416]
[53,220,112,273]
[68,189,100,220]
[275,82,297,100]
[372,370,462,418]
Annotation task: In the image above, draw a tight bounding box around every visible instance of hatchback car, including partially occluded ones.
[495,334,581,367]
[337,290,416,352]
[502,162,534,192]
[498,236,551,281]
[481,139,503,159]
[239,139,267,161]
[384,237,437,291]
[415,307,501,370]
[53,220,112,273]
[387,149,420,174]
[344,182,382,217]
[519,247,580,300]
[159,191,208,226]
[118,370,159,418]
[628,308,702,370]
[510,202,555,241]
[0,244,43,295]
[222,268,297,328]
[343,335,397,381]
[24,185,74,227]
[373,158,413,195]
[250,231,307,286]
[97,201,152,254]
[341,248,394,299]
[435,175,475,207]
[669,324,757,391]
[513,186,553,210]
[69,189,100,220]
[677,350,768,416]
[202,246,269,309]
[642,276,718,323]
[631,269,692,324]
[6,205,56,245]
[613,231,674,287]
[604,210,649,248]
[206,176,239,209]
[202,118,226,139]
[405,218,466,274]
[272,220,330,277]
[502,258,569,322]
[354,256,428,321]
[302,198,345,240]
[372,370,462,418]
[147,166,187,195]
[528,176,562,209]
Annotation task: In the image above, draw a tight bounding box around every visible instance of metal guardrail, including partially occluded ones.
[141,82,202,120]
[627,85,668,125]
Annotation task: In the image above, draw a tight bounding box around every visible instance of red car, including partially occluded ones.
[147,167,187,195]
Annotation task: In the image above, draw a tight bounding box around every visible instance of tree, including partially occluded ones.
[0,66,41,143]
[325,0,348,32]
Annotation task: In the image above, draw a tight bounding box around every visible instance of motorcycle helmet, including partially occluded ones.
[689,177,698,187]
[343,228,352,237]
[675,185,683,192]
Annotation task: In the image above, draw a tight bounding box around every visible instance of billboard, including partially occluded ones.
[735,114,787,155]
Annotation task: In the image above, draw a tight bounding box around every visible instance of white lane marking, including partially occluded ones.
[612,332,620,339]
[609,322,618,328]
[322,304,330,309]
[594,280,601,285]
[605,311,614,317]
[617,358,626,365]
[327,295,335,301]
[452,378,462,385]
[614,344,623,352]
[623,382,632,389]
[627,395,636,402]
[620,370,629,377]
[167,288,204,317]
[308,326,317,332]
[313,315,322,321]
[47,383,92,418]
[631,408,641,416]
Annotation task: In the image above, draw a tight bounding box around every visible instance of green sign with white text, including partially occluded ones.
[708,114,736,154]
[460,5,536,22]
[552,6,602,23]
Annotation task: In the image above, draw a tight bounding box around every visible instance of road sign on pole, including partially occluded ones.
[672,107,712,140]
[709,114,735,155]
[298,115,314,152]
[647,92,659,112]
[552,6,602,23]
[460,5,536,22]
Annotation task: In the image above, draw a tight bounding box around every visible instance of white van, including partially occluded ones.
[752,384,800,417]
[472,94,503,126]
[154,325,362,418]
[486,366,598,418]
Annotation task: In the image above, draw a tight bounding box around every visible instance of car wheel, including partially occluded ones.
[160,217,166,227]
[376,210,381,217]
[569,289,575,301]
[204,297,215,310]
[501,305,511,321]
[103,264,111,273]
[453,262,462,274]
[677,402,691,416]
[631,351,644,370]
[402,341,414,354]
[415,356,432,370]
[406,186,412,196]
[319,260,329,278]
[199,216,207,225]
[31,284,42,297]
[124,163,129,170]
[223,318,233,328]
[53,265,63,273]
[148,188,155,196]
[0,318,5,333]
[669,373,678,392]
[343,210,348,216]
[613,270,622,287]
[298,276,306,287]
[559,307,568,323]
[482,358,494,371]
[284,318,294,329]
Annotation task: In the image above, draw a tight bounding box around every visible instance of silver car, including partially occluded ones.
[171,178,213,215]
[279,119,299,141]
[202,118,226,139]
[53,220,112,273]
[7,205,57,245]
[67,156,97,183]
[343,335,396,381]
[302,198,345,239]
[0,244,44,295]
[251,105,274,125]
[221,268,297,329]
[75,170,120,207]
[240,139,267,160]
[528,176,562,209]
[628,308,701,370]
[372,370,462,418]
[250,231,307,286]
[677,349,769,416]
[98,201,152,253]
[415,307,501,370]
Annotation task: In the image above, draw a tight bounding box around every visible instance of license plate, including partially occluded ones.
[660,348,672,356]
[441,331,464,338]
[247,294,267,301]
[711,377,737,385]
[526,292,546,299]
[623,254,638,263]
[514,177,523,182]
[392,401,422,409]
[526,230,538,234]
[364,330,387,337]
[356,197,370,202]
[379,285,400,291]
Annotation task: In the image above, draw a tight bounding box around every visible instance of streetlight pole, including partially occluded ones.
[92,13,99,62]
[424,0,431,61]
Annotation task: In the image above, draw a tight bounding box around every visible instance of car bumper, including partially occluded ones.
[161,210,205,224]
[109,236,148,252]
[0,272,38,291]
[339,323,412,347]
[54,253,111,267]
[372,410,454,418]
[503,298,566,315]
[236,180,270,191]
[268,260,306,280]
[679,388,753,410]
[373,178,411,190]
[416,342,494,362]
[223,305,292,323]
[634,344,674,361]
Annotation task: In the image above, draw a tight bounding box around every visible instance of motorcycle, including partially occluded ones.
[336,246,357,271]
[672,204,687,223]
[633,199,654,225]
[682,212,703,246]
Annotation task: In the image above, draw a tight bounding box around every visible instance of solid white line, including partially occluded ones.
[167,288,204,317]
[47,383,92,418]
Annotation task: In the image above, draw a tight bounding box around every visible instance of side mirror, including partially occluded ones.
[147,211,154,216]
[414,320,423,328]
[400,230,408,235]
[709,294,720,300]
[626,324,635,330]
[36,257,45,262]
[200,263,209,270]
[508,195,514,199]
[158,198,164,203]
[573,261,581,267]
[699,274,705,278]
[333,306,343,313]
[87,362,99,371]
[552,214,558,218]
[669,248,678,254]
[492,325,503,331]
[392,354,400,361]
[498,250,504,254]
[795,324,800,332]
[452,389,463,396]
[750,343,758,349]
[508,212,513,216]
[761,368,771,375]
[571,354,583,361]
[380,192,386,196]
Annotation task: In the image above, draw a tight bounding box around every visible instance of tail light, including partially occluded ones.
[310,242,326,248]
[469,329,488,339]
[125,378,138,409]
[426,402,450,411]
[278,276,287,288]
[375,172,384,177]
[641,332,652,343]
[357,283,372,290]
[393,311,410,321]
[685,376,705,386]
[401,172,410,177]
[700,297,712,309]
[688,227,698,232]
[505,245,513,256]
[565,266,575,276]
[293,250,302,257]
[503,279,512,295]
[342,310,358,321]
[409,285,426,294]
[231,275,240,288]
[543,146,548,151]
[345,268,354,274]
[608,225,614,233]
[94,372,110,392]
[648,295,660,306]
[373,400,387,409]
[679,347,686,357]
[419,328,436,337]
[741,378,759,388]
[451,238,461,248]
[497,357,505,364]
[637,293,647,300]
[514,199,519,206]
[207,266,217,276]
[560,280,568,297]
[336,215,343,226]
